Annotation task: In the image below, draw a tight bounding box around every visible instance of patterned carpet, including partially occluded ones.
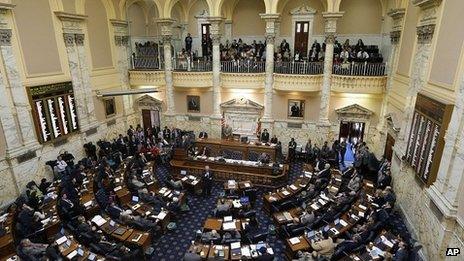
[149,162,304,261]
[149,162,416,260]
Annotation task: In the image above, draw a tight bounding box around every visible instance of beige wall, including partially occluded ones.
[148,6,160,36]
[221,89,264,106]
[337,0,383,34]
[128,3,147,37]
[429,0,464,87]
[86,0,113,69]
[62,0,76,13]
[272,92,320,121]
[174,89,213,114]
[279,0,325,36]
[0,124,6,158]
[13,0,62,75]
[112,0,121,19]
[187,0,208,37]
[232,0,265,36]
[396,2,419,76]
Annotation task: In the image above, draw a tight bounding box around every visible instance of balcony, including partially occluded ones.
[221,60,266,73]
[173,59,212,72]
[333,62,386,76]
[274,61,324,75]
[331,75,387,94]
[132,57,163,70]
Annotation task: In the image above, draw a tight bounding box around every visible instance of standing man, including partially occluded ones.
[340,140,347,166]
[202,165,213,197]
[185,33,193,54]
[163,126,171,142]
[260,129,270,143]
[288,138,297,162]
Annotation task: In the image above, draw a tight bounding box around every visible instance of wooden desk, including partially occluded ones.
[126,232,152,251]
[208,245,230,260]
[0,232,15,258]
[285,236,311,259]
[203,218,223,231]
[171,158,288,188]
[195,139,277,161]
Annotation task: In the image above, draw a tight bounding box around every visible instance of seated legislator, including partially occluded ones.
[260,129,270,143]
[270,135,278,144]
[310,231,335,259]
[199,131,208,139]
[258,153,271,164]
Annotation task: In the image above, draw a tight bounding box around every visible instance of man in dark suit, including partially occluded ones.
[288,138,297,162]
[256,246,273,261]
[202,165,213,196]
[199,131,208,139]
[260,129,270,143]
[185,33,193,53]
[162,126,171,141]
[291,103,300,117]
[392,241,409,261]
[107,202,123,219]
[270,135,278,144]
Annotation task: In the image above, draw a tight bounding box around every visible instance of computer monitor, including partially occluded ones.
[180,170,187,175]
[132,196,139,202]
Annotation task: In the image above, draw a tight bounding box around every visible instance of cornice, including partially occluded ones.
[54,11,87,22]
[110,19,128,27]
[0,3,15,10]
[387,8,406,19]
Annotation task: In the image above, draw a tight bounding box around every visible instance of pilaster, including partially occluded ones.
[319,12,343,125]
[260,13,280,121]
[156,18,176,115]
[55,12,98,133]
[110,19,135,126]
[207,16,223,118]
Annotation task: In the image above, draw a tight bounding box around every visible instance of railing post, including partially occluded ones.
[187,56,191,71]
[303,60,306,74]
[247,60,250,73]
[363,61,367,76]
[350,61,354,75]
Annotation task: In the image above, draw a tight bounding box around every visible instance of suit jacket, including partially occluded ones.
[199,132,208,139]
[311,238,335,257]
[261,132,270,143]
[255,253,273,261]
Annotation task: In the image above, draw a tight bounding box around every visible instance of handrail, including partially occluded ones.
[333,62,386,76]
[221,60,266,73]
[274,61,323,75]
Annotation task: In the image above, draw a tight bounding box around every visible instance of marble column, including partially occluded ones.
[56,12,98,133]
[208,17,223,117]
[223,20,233,42]
[111,20,134,119]
[157,19,175,116]
[318,12,343,125]
[377,9,406,131]
[260,14,279,121]
[395,0,441,156]
[0,29,39,151]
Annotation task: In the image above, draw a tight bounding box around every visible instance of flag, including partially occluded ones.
[256,117,261,138]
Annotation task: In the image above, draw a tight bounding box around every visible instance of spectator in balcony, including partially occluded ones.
[294,50,301,62]
[355,39,365,53]
[310,40,321,58]
[185,33,192,53]
[357,48,370,61]
[343,39,351,51]
[280,39,290,55]
[340,47,350,63]
[201,35,208,59]
[334,40,342,55]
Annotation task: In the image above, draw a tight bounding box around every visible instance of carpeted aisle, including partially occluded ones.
[150,163,304,260]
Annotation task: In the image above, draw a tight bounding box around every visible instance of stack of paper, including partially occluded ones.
[289,237,300,245]
[290,185,298,190]
[223,221,236,230]
[340,219,348,227]
[283,212,292,220]
[91,215,107,227]
[224,216,233,222]
[56,236,67,245]
[311,203,319,210]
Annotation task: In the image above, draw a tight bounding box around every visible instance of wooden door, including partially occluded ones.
[384,133,395,161]
[201,24,210,38]
[142,109,152,129]
[294,21,309,57]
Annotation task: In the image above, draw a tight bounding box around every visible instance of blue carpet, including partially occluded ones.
[149,162,304,260]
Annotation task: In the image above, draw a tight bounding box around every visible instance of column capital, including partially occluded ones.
[114,35,129,46]
[110,19,129,35]
[0,28,11,46]
[260,13,280,42]
[416,24,435,44]
[55,11,87,34]
[63,33,75,47]
[390,30,402,45]
[414,0,442,27]
[155,18,175,40]
[259,13,280,21]
[322,12,344,34]
[75,33,85,46]
[413,0,442,9]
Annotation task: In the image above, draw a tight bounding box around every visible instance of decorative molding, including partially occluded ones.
[221,73,265,89]
[54,11,86,34]
[390,30,402,44]
[413,0,442,9]
[194,9,209,19]
[74,33,84,46]
[0,28,12,46]
[322,12,344,34]
[290,6,316,15]
[63,33,74,47]
[173,71,212,88]
[115,35,129,46]
[54,11,87,22]
[336,103,373,120]
[331,75,387,94]
[134,94,163,111]
[416,24,435,44]
[221,98,264,111]
[325,34,335,44]
[110,19,128,28]
[129,70,166,86]
[0,3,15,11]
[273,74,322,92]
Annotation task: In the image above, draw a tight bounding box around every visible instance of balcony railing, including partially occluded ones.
[274,61,324,75]
[333,62,386,76]
[173,58,212,72]
[221,60,266,73]
[132,57,163,70]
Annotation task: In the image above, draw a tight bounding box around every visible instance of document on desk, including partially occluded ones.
[330,228,339,235]
[289,237,301,245]
[318,199,326,205]
[41,218,51,225]
[311,203,319,210]
[282,190,290,196]
[132,233,143,242]
[67,250,78,259]
[181,177,188,181]
[114,186,122,192]
[232,200,242,208]
[244,182,251,188]
[381,236,394,248]
[157,211,167,220]
[290,185,298,190]
[340,219,348,227]
[56,235,67,245]
[91,215,107,227]
[321,194,330,201]
[231,242,241,249]
[223,221,237,230]
[283,212,292,221]
[358,204,367,210]
[83,201,93,208]
[192,180,199,185]
[224,216,233,222]
[241,246,251,257]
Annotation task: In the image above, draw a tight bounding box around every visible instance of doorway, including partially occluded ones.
[294,21,309,57]
[142,109,160,130]
[384,133,395,161]
[339,121,365,145]
[201,23,210,57]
